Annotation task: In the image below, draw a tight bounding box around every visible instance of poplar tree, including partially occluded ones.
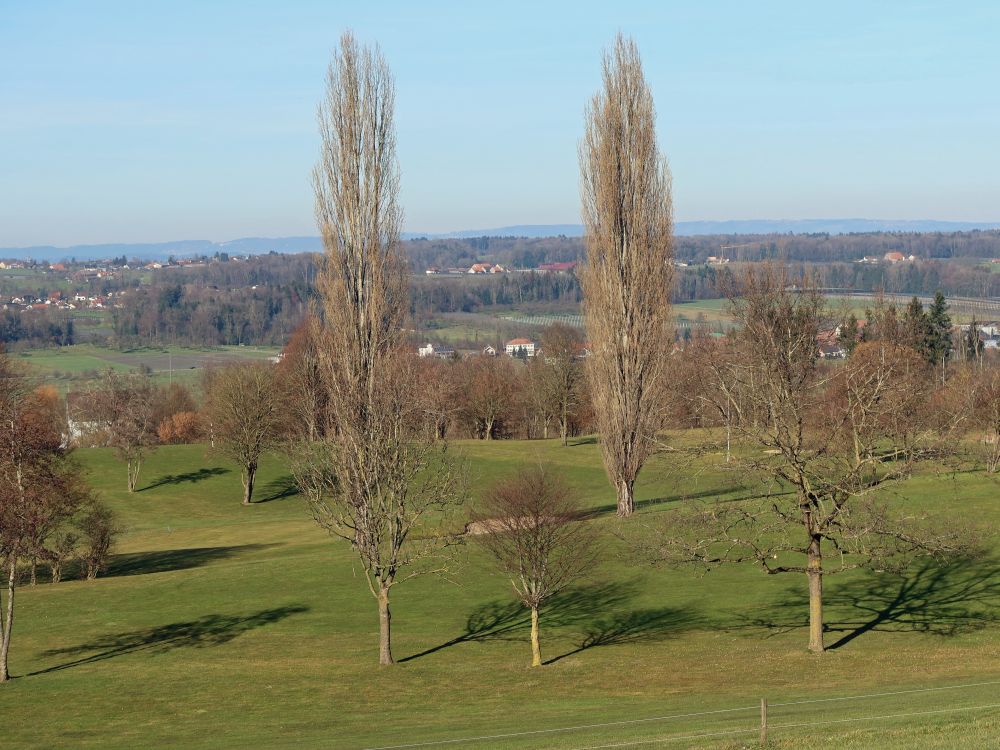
[579,34,674,517]
[303,32,463,665]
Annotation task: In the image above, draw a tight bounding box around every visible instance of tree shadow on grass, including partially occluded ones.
[544,606,702,664]
[733,555,1000,650]
[104,544,280,577]
[30,605,309,675]
[255,474,300,503]
[140,467,230,492]
[400,580,698,663]
[583,485,791,520]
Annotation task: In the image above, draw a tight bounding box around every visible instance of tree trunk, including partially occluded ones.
[378,586,394,665]
[616,477,634,517]
[1,556,15,682]
[807,536,824,653]
[561,401,569,446]
[530,605,542,667]
[484,417,494,440]
[127,457,141,493]
[243,462,257,505]
[29,556,37,587]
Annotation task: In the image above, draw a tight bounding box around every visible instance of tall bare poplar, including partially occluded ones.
[580,34,674,517]
[307,32,462,666]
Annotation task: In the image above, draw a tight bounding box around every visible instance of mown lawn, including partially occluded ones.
[0,438,997,749]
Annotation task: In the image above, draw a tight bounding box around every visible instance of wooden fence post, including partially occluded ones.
[760,697,768,746]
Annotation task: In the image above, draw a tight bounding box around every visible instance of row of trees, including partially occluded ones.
[70,314,596,504]
[405,229,1000,271]
[111,283,310,347]
[0,309,75,349]
[74,367,282,504]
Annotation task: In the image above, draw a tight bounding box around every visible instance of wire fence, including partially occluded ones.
[359,679,1000,750]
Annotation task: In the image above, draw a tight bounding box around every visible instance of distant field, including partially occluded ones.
[15,343,281,392]
[825,294,1000,324]
[0,268,46,277]
[1,436,996,748]
[0,269,73,294]
[493,300,736,332]
[420,295,989,344]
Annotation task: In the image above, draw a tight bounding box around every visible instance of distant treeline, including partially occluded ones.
[406,230,1000,269]
[109,254,316,346]
[405,236,583,271]
[107,260,1000,349]
[675,230,1000,264]
[411,272,582,315]
[111,283,310,347]
[154,251,317,289]
[0,309,75,349]
[7,232,1000,349]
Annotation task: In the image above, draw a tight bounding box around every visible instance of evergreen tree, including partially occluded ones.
[838,312,860,355]
[902,296,932,361]
[927,291,953,372]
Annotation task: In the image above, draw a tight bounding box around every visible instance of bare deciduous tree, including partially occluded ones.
[277,314,329,442]
[86,370,157,492]
[461,355,518,440]
[472,467,597,666]
[416,357,461,440]
[580,34,674,517]
[203,362,283,505]
[971,366,1000,472]
[539,323,586,445]
[643,269,972,653]
[523,356,557,439]
[77,501,120,580]
[307,31,464,666]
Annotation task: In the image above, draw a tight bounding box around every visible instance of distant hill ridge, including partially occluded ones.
[6,219,1000,262]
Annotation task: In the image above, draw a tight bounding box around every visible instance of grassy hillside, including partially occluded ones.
[0,439,997,748]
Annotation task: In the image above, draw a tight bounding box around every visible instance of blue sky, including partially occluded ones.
[2,0,999,246]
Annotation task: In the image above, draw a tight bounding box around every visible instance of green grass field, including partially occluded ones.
[15,343,282,392]
[1,438,997,749]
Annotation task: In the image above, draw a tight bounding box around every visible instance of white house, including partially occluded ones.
[417,343,455,359]
[505,338,538,358]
